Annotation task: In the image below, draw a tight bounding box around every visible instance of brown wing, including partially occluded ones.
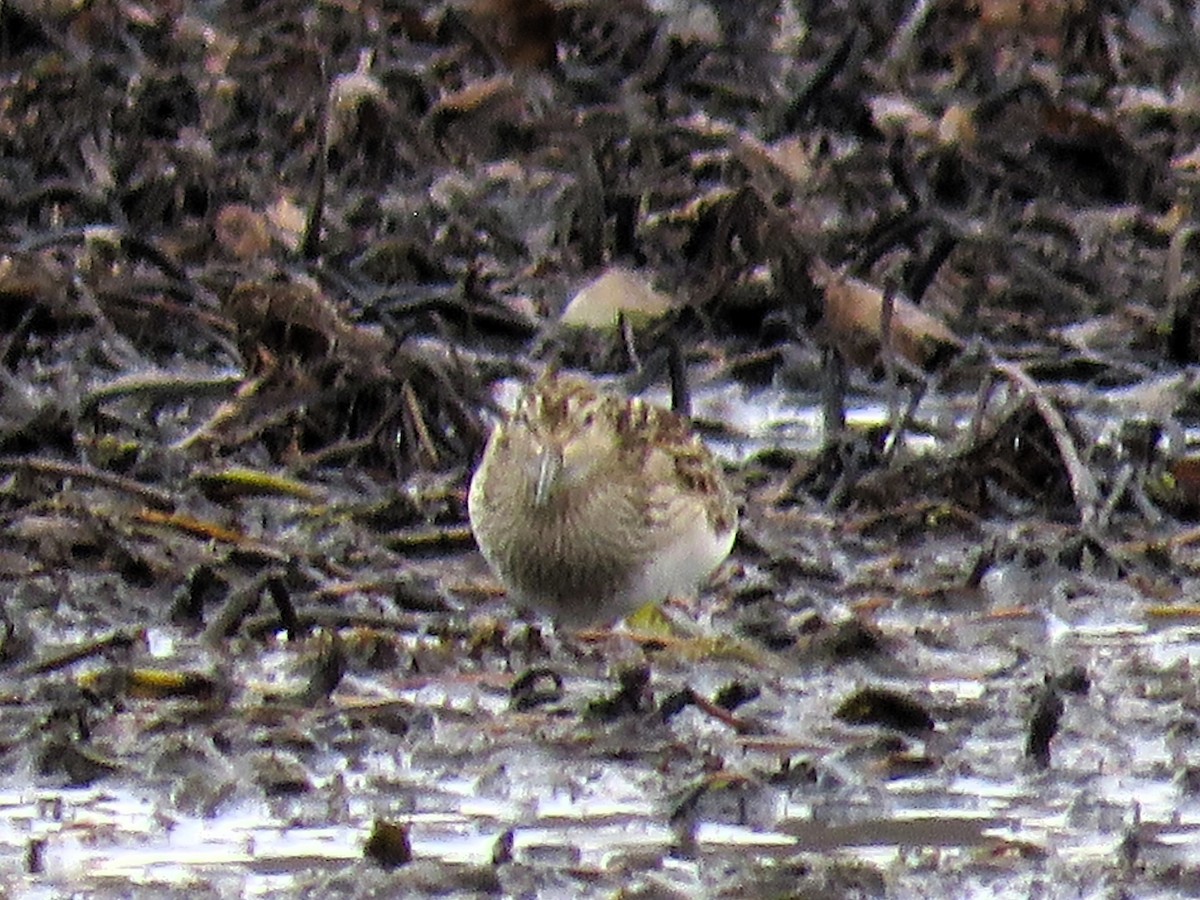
[613,398,737,535]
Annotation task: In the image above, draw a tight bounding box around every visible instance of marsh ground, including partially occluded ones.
[4,1,1200,896]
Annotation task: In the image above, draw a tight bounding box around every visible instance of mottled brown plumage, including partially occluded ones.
[467,372,737,626]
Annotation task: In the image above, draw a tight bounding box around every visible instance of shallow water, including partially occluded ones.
[8,564,1200,897]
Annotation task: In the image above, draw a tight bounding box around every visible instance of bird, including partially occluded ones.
[467,370,738,627]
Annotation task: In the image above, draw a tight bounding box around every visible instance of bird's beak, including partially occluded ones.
[533,444,563,507]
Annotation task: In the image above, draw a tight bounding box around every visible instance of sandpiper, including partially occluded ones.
[467,371,737,626]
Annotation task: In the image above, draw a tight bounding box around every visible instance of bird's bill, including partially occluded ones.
[533,444,563,507]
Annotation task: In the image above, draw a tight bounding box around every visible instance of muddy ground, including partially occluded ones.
[4,1,1200,897]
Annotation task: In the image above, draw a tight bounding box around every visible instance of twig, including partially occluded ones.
[821,347,847,444]
[242,608,429,639]
[885,0,937,72]
[202,571,282,644]
[22,628,145,676]
[400,379,440,467]
[302,54,330,261]
[988,354,1100,526]
[667,335,691,417]
[880,281,902,454]
[619,312,642,374]
[82,369,241,416]
[171,372,269,451]
[0,455,175,510]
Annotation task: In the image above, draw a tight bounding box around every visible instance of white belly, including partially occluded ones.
[622,517,736,607]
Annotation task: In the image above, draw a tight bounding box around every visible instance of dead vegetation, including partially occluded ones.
[4,0,1200,894]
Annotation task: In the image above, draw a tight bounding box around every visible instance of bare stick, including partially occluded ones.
[988,353,1099,526]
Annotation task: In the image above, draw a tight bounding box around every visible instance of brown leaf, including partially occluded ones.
[214,203,273,261]
[810,261,962,371]
[1168,457,1200,506]
[469,0,558,70]
[430,74,520,117]
[224,281,391,375]
[972,0,1084,32]
[0,254,70,327]
[968,0,1089,59]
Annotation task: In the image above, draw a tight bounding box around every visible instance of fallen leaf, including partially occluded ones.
[559,267,676,328]
[214,203,273,261]
[811,260,963,371]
